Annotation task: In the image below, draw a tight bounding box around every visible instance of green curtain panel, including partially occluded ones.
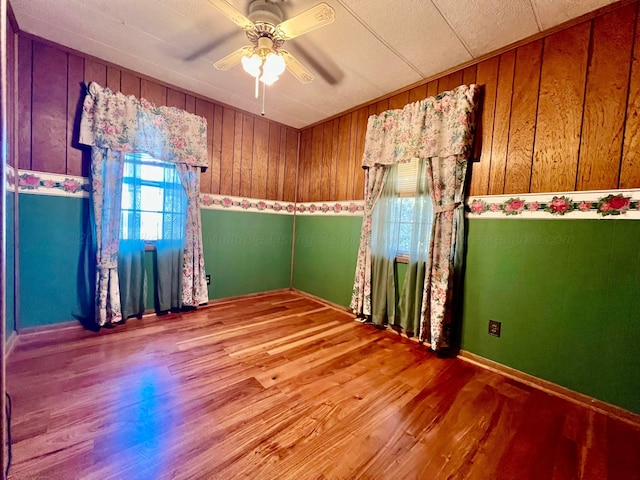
[398,160,433,336]
[371,164,400,326]
[118,240,146,319]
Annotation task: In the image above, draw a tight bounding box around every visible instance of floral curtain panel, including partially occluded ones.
[91,148,125,326]
[80,82,208,168]
[351,84,477,351]
[361,85,477,167]
[350,166,389,317]
[420,155,468,349]
[80,82,209,326]
[175,163,209,307]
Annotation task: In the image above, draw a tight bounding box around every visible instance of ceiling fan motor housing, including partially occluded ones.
[248,0,284,26]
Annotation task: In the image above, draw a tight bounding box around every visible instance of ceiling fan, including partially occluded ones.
[207,0,335,97]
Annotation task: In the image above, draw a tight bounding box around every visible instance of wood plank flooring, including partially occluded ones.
[6,291,640,479]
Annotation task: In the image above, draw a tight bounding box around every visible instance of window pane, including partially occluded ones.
[140,163,165,182]
[120,210,132,240]
[140,212,162,241]
[140,185,164,212]
[400,197,415,223]
[398,223,412,254]
[121,184,134,210]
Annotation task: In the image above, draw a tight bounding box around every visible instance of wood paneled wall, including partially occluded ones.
[297,2,640,201]
[15,36,299,201]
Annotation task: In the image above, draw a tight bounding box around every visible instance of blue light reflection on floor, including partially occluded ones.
[107,361,180,479]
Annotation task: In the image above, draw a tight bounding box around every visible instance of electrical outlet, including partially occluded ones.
[488,320,501,337]
[206,274,211,285]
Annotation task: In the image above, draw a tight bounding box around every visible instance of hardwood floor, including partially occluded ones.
[6,291,640,479]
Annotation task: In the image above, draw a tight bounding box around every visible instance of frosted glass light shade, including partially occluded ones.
[241,54,262,78]
[264,53,285,77]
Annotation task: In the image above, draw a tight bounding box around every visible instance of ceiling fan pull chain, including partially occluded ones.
[261,82,266,116]
[255,75,260,99]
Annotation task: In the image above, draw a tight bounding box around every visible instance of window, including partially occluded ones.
[120,153,187,242]
[395,158,431,260]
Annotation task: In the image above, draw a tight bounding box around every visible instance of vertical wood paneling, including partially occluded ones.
[211,105,222,195]
[66,54,85,176]
[284,128,298,202]
[321,120,334,200]
[532,23,590,193]
[141,79,167,106]
[449,70,464,90]
[310,124,324,200]
[504,40,543,194]
[240,114,254,197]
[106,66,120,92]
[347,111,360,199]
[267,123,281,200]
[409,84,427,103]
[166,88,186,109]
[469,57,499,196]
[353,107,368,200]
[277,128,287,200]
[335,115,351,201]
[621,4,640,188]
[427,80,438,98]
[297,129,311,202]
[251,118,269,198]
[331,119,340,200]
[438,74,452,92]
[84,59,106,86]
[7,19,15,171]
[488,51,516,195]
[388,91,409,110]
[577,5,635,190]
[184,95,196,114]
[17,36,32,170]
[195,98,214,193]
[32,42,68,173]
[18,37,291,200]
[220,107,235,195]
[376,99,389,115]
[232,112,243,196]
[463,65,477,85]
[120,72,140,97]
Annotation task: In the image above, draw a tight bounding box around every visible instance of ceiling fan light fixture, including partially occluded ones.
[241,53,262,78]
[264,52,286,77]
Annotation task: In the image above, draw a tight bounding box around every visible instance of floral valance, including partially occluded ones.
[362,84,478,167]
[79,82,208,168]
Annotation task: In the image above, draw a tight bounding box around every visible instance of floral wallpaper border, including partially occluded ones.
[467,189,640,220]
[8,169,365,216]
[199,195,365,216]
[10,168,89,197]
[9,169,639,219]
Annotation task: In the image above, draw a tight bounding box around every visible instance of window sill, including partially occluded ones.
[395,255,409,264]
[144,243,156,252]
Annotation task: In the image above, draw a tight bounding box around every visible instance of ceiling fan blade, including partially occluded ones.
[185,30,243,62]
[280,50,314,84]
[207,0,255,30]
[275,2,335,40]
[214,45,255,70]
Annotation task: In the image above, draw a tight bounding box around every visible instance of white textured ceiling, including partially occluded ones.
[11,0,618,128]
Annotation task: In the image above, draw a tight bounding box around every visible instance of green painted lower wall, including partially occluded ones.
[292,215,640,415]
[461,219,640,414]
[201,210,292,299]
[5,192,16,339]
[292,216,361,307]
[18,195,292,328]
[19,194,92,328]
